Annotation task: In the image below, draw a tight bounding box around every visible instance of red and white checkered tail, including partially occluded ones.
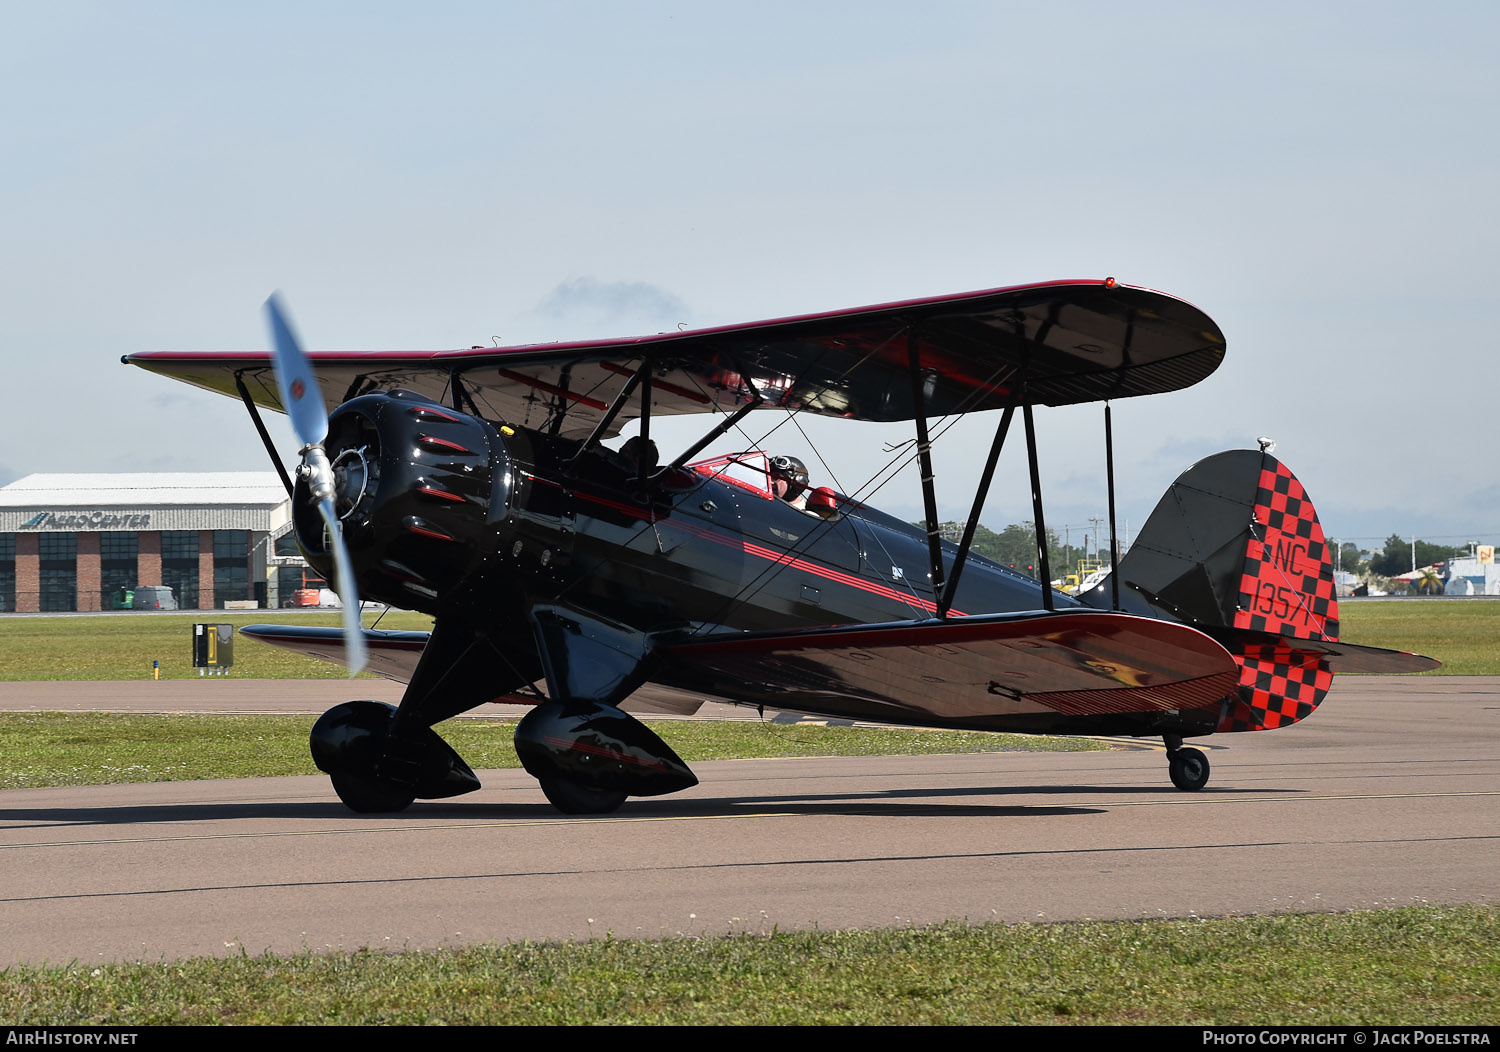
[1085,450,1340,733]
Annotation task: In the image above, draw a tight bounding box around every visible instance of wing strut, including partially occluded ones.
[637,370,653,490]
[449,371,484,419]
[233,370,296,499]
[1104,402,1121,611]
[937,401,1016,617]
[662,370,766,474]
[568,361,648,468]
[907,329,947,603]
[548,363,576,436]
[1022,395,1055,612]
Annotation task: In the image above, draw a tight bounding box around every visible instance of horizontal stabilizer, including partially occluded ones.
[660,610,1240,721]
[1196,625,1440,674]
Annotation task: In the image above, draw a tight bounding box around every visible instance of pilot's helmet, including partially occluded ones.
[769,455,809,500]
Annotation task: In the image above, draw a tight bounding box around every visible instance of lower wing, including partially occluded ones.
[658,610,1241,722]
[237,624,708,716]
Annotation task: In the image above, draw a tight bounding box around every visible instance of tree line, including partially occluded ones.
[944,523,1472,583]
[936,521,1089,582]
[1339,536,1470,578]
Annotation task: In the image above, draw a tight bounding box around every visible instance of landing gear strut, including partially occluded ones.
[1163,735,1211,791]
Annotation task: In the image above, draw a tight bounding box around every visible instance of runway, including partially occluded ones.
[0,676,1495,966]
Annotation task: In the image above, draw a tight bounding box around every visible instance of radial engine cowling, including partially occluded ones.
[291,390,511,613]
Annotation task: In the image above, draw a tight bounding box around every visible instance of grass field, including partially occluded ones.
[1337,600,1500,674]
[1,906,1494,1025]
[0,599,1490,681]
[0,610,432,681]
[0,712,1103,790]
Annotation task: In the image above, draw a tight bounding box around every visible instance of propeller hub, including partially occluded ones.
[299,444,337,504]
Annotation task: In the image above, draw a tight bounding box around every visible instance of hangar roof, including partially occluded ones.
[0,473,287,508]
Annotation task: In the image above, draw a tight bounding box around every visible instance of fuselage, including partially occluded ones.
[292,390,1080,649]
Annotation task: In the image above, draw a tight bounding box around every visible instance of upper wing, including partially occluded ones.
[656,610,1241,722]
[124,280,1224,438]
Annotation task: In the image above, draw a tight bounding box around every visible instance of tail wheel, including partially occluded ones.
[538,777,627,815]
[1168,747,1210,791]
[330,772,416,813]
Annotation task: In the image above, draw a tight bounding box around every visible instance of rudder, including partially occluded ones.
[1083,449,1339,733]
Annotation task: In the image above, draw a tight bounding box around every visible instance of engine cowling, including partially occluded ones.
[291,390,512,614]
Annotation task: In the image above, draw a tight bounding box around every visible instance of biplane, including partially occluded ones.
[124,278,1436,814]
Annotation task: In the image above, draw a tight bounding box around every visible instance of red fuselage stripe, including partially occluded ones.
[574,490,654,521]
[667,518,964,617]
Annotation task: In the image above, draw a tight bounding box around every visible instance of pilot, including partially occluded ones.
[769,455,810,510]
[620,436,659,476]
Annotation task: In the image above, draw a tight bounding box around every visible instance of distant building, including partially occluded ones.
[1440,549,1500,595]
[0,473,311,612]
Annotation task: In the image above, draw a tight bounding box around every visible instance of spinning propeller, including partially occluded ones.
[265,294,368,677]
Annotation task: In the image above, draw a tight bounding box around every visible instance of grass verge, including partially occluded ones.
[1337,600,1500,674]
[1,906,1494,1024]
[0,611,433,681]
[0,713,1106,790]
[0,600,1489,681]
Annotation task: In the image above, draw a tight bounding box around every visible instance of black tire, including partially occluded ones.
[1168,747,1211,791]
[538,776,627,815]
[330,772,416,813]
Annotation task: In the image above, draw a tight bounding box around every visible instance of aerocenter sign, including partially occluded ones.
[17,511,152,531]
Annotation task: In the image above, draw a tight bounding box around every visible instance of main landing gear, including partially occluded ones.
[514,699,698,814]
[537,777,629,815]
[310,701,481,814]
[330,771,417,814]
[1163,734,1210,791]
[309,693,702,816]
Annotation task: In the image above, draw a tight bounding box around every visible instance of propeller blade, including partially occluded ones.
[264,293,328,449]
[318,496,368,677]
[263,293,366,678]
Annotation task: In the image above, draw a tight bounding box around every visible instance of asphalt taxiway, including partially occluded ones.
[0,676,1495,965]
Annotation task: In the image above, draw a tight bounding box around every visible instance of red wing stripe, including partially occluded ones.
[496,369,608,411]
[599,361,712,404]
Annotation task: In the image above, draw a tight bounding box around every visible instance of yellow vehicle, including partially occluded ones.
[1057,558,1109,594]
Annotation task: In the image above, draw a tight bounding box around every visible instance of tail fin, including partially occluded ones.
[1085,449,1434,734]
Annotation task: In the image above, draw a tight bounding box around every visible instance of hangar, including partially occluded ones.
[0,473,310,612]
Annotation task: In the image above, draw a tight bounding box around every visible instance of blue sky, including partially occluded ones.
[3,1,1496,551]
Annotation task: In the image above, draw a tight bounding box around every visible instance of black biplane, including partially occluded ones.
[124,279,1435,814]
